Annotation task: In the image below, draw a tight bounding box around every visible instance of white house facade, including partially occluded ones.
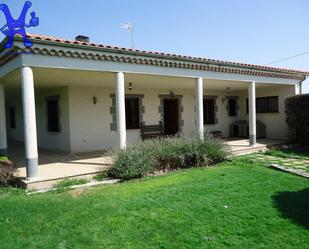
[0,34,307,179]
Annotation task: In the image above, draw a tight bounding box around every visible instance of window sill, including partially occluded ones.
[127,129,141,132]
[47,131,61,135]
[245,112,280,115]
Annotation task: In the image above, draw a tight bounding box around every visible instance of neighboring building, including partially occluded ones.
[0,34,308,179]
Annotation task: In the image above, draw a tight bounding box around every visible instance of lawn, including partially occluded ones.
[0,158,308,249]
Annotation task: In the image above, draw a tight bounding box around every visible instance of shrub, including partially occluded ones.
[0,158,17,186]
[285,94,309,145]
[108,136,228,180]
[108,140,157,180]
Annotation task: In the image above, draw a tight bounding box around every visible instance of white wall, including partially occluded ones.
[6,91,24,142]
[68,86,115,152]
[6,86,71,151]
[35,87,71,151]
[237,84,296,139]
[68,84,296,152]
[6,82,297,153]
[67,85,240,152]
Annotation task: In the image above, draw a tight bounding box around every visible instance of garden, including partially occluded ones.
[0,154,308,249]
[0,95,308,248]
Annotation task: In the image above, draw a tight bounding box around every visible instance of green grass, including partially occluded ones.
[263,149,309,173]
[265,148,309,160]
[93,172,108,181]
[0,156,8,161]
[0,159,308,249]
[54,178,89,191]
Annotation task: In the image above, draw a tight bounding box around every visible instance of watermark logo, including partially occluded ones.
[0,1,39,49]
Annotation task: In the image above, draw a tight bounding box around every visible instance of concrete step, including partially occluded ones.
[17,169,109,191]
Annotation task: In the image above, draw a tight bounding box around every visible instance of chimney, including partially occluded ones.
[75,35,89,43]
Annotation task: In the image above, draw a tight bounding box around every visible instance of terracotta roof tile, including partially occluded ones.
[6,33,307,77]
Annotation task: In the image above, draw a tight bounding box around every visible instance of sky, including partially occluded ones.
[0,0,308,91]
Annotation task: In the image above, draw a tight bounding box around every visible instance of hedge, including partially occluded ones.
[285,94,309,145]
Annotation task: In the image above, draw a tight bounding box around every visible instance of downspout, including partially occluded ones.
[298,76,307,94]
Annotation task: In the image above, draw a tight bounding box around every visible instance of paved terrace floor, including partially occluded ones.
[7,138,285,189]
[8,140,113,182]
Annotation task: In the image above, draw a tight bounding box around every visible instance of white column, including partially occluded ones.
[248,81,256,146]
[0,84,7,155]
[21,67,38,179]
[116,72,126,149]
[195,77,204,140]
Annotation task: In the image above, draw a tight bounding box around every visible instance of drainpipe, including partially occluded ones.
[298,76,307,95]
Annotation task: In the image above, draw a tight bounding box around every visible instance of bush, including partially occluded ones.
[285,94,309,145]
[108,136,228,180]
[107,139,157,180]
[0,158,17,186]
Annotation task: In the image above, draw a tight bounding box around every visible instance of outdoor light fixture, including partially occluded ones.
[93,96,98,105]
[170,91,175,98]
[222,87,231,104]
[226,87,231,95]
[128,82,133,91]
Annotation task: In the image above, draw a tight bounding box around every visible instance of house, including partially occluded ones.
[0,34,308,180]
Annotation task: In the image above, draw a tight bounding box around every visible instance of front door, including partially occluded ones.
[163,99,179,136]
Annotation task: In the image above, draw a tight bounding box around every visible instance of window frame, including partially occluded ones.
[203,96,217,125]
[9,106,16,129]
[246,96,279,114]
[46,95,61,133]
[125,97,140,130]
[227,97,238,117]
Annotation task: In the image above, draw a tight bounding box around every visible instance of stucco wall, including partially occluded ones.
[237,84,296,139]
[6,83,296,153]
[67,85,242,152]
[6,91,24,142]
[6,86,71,151]
[35,87,71,151]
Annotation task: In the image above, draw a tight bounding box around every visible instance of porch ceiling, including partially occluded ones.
[2,68,291,91]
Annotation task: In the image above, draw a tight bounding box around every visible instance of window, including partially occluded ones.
[203,98,216,125]
[246,96,279,113]
[47,96,60,132]
[228,98,237,116]
[9,106,16,129]
[125,97,140,129]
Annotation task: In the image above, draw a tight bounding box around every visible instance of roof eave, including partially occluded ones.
[1,36,308,79]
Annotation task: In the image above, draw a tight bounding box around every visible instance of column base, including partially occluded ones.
[26,157,38,179]
[249,135,256,146]
[0,148,7,156]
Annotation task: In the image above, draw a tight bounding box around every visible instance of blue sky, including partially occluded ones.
[1,0,308,91]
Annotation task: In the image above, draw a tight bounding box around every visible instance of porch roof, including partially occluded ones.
[0,33,308,81]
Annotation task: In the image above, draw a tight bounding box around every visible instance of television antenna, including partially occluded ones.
[121,22,134,49]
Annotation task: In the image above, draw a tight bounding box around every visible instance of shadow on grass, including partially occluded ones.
[273,188,309,229]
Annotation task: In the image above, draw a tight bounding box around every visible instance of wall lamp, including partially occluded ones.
[93,96,98,105]
[222,87,231,104]
[128,82,133,91]
[226,87,231,95]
